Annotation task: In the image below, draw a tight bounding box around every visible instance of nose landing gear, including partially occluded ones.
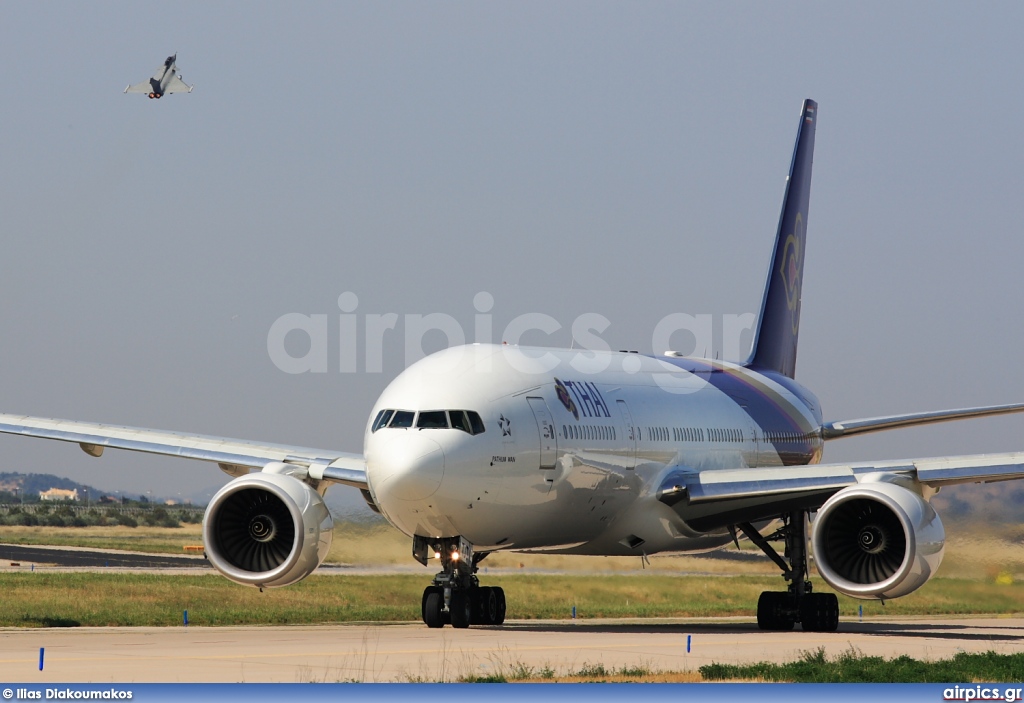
[414,535,506,628]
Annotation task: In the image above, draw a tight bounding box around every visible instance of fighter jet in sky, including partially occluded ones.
[124,54,193,99]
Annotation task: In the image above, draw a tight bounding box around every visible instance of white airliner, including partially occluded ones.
[4,99,1024,632]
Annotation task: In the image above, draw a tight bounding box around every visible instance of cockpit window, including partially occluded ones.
[449,410,471,433]
[373,408,485,435]
[417,410,449,429]
[389,410,415,428]
[371,409,394,433]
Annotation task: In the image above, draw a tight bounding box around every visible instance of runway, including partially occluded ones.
[0,543,210,569]
[0,617,1021,682]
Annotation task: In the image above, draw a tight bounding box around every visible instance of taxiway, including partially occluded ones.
[0,617,1021,682]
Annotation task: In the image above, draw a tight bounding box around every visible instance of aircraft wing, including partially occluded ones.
[125,63,168,93]
[0,414,367,489]
[124,79,157,94]
[657,451,1024,531]
[165,75,193,94]
[821,402,1024,439]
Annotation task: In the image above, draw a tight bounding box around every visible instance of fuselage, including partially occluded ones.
[151,56,177,96]
[364,343,824,557]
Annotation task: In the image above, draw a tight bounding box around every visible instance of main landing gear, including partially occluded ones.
[736,510,839,632]
[414,535,506,629]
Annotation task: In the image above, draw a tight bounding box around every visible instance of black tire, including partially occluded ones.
[757,591,795,631]
[493,586,506,625]
[450,591,472,629]
[469,587,481,625]
[423,590,444,629]
[421,586,440,623]
[475,587,499,625]
[800,592,839,632]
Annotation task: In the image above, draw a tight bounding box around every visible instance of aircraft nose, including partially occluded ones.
[369,433,445,501]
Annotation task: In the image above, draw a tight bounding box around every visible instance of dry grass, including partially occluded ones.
[324,520,779,574]
[5,517,1024,587]
[0,524,203,554]
[325,518,1024,583]
[936,520,1024,582]
[525,672,707,683]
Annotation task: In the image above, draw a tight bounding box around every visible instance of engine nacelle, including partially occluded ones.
[810,479,944,600]
[202,469,334,588]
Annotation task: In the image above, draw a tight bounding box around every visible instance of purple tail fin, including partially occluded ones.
[746,99,817,379]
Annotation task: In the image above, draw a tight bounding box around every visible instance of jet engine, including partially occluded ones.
[203,468,334,589]
[810,479,944,600]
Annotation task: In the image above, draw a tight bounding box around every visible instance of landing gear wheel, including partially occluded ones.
[493,586,506,625]
[421,586,441,623]
[423,589,444,629]
[756,591,795,631]
[800,592,839,632]
[450,591,472,629]
[473,586,498,625]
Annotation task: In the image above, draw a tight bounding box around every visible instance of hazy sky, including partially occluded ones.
[1,2,1023,513]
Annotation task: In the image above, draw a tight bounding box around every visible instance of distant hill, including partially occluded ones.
[931,481,1024,523]
[0,472,206,506]
[0,472,108,501]
[0,471,379,520]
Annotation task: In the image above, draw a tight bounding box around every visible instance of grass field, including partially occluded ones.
[462,650,1024,683]
[0,524,205,554]
[1,571,1023,627]
[697,648,1024,683]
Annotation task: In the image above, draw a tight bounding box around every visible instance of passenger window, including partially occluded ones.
[371,409,394,433]
[450,410,471,433]
[417,411,449,429]
[389,410,415,428]
[467,411,486,435]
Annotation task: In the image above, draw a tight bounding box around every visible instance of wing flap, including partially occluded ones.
[668,465,858,503]
[0,414,367,489]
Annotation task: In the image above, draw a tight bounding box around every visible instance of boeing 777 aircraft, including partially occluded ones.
[124,54,193,99]
[4,99,1024,632]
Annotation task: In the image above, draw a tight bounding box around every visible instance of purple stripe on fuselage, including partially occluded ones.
[658,356,823,466]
